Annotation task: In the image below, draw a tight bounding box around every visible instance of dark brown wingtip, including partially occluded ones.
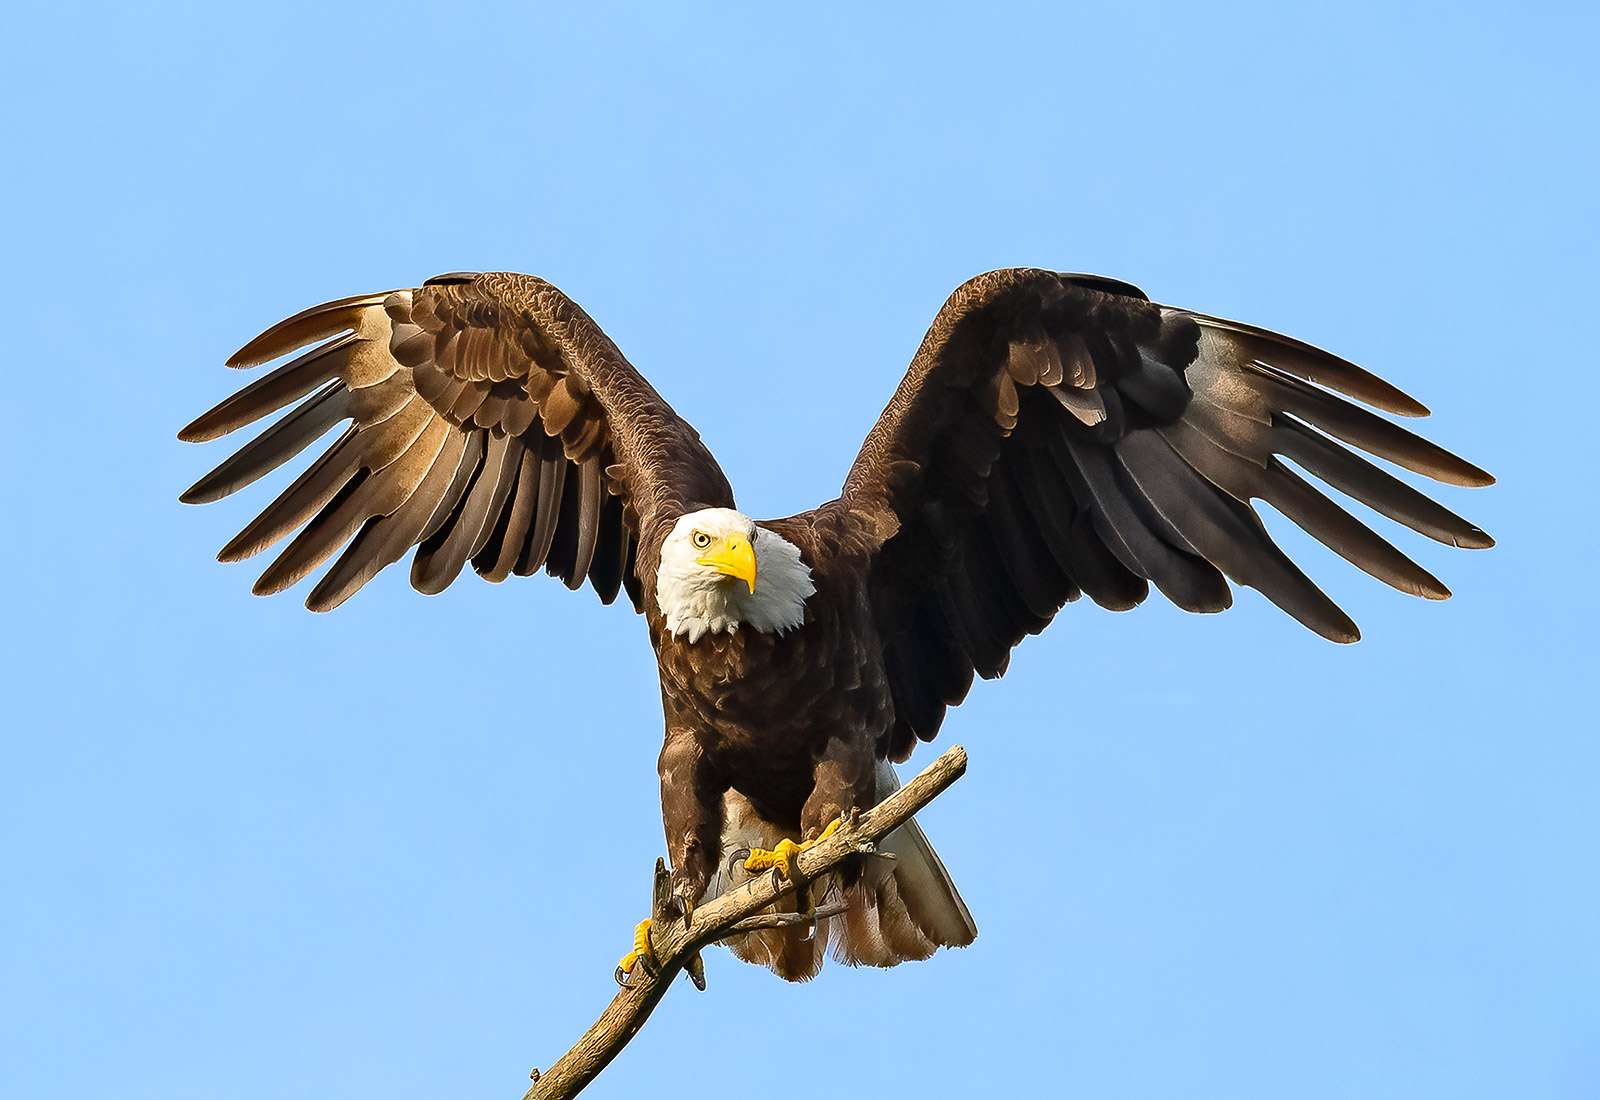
[178,406,250,445]
[1376,393,1429,419]
[1306,604,1361,644]
[1352,375,1430,419]
[1327,370,1431,419]
[1431,459,1495,489]
[218,530,265,564]
[226,292,390,367]
[1194,314,1434,419]
[178,466,233,506]
[177,416,212,444]
[250,570,294,597]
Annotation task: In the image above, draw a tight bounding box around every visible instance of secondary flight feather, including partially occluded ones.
[180,268,1492,980]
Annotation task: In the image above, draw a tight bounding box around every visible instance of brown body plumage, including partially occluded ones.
[181,268,1492,980]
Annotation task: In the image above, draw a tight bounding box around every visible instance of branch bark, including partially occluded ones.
[521,744,970,1100]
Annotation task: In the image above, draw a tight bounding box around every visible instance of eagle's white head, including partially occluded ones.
[655,507,815,643]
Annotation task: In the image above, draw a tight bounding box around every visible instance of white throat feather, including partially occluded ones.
[656,509,814,643]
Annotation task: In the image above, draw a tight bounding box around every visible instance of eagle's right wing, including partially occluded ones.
[180,272,734,611]
[839,269,1493,758]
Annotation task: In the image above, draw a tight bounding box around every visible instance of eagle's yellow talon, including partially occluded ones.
[740,818,843,880]
[615,918,657,986]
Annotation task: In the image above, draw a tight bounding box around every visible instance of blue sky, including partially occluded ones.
[2,2,1594,1097]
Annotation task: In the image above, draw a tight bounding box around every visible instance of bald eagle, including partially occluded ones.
[180,269,1492,981]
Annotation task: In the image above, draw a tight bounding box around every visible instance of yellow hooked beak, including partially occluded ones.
[698,535,757,594]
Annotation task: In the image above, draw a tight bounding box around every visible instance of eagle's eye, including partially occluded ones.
[690,531,712,550]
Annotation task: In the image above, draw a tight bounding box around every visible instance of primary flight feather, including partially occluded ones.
[180,268,1492,980]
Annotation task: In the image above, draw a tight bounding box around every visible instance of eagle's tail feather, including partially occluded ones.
[864,760,978,952]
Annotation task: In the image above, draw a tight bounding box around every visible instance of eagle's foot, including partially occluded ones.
[614,919,658,988]
[615,875,703,990]
[735,818,843,883]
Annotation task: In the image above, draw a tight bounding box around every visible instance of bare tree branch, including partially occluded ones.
[522,744,970,1100]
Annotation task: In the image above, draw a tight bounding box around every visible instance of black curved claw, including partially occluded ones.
[728,848,752,877]
[614,953,659,990]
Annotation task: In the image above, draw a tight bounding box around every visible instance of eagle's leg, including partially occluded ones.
[616,729,727,987]
[658,727,728,922]
[737,819,842,884]
[734,734,874,893]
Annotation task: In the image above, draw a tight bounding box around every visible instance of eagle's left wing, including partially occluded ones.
[838,269,1493,760]
[180,272,734,611]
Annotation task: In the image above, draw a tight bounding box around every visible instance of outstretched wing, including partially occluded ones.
[840,268,1493,756]
[180,272,733,611]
